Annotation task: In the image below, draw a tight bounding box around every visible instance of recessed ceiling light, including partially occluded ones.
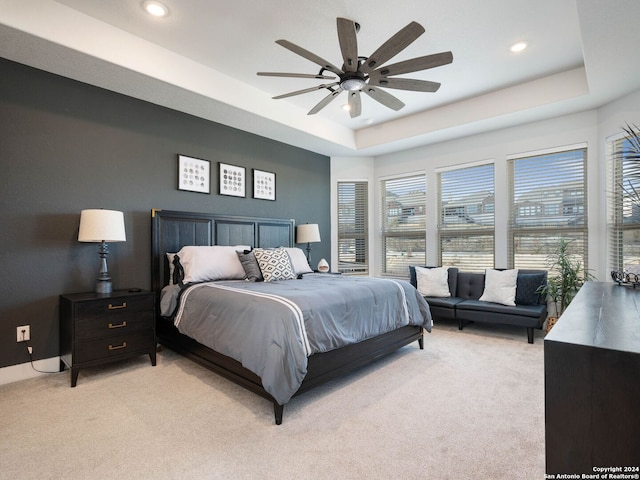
[510,41,528,53]
[143,1,169,17]
[342,104,351,112]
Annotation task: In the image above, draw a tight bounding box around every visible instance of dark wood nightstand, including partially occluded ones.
[59,289,156,387]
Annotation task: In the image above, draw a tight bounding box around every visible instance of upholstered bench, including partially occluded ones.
[409,266,548,343]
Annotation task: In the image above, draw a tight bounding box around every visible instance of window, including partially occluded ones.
[337,181,368,274]
[608,132,640,271]
[380,174,426,276]
[508,147,588,271]
[438,163,494,271]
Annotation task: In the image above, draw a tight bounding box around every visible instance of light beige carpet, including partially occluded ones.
[0,322,545,480]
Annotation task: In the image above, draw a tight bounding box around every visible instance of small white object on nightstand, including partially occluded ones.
[317,258,329,273]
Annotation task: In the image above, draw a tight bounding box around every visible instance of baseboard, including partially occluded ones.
[0,357,61,386]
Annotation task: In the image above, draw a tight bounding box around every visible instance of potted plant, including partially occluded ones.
[537,238,595,332]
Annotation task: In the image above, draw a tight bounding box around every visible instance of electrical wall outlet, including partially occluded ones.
[16,325,30,342]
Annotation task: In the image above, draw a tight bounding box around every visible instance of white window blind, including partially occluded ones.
[438,163,494,271]
[508,148,588,271]
[608,133,640,272]
[337,181,368,274]
[380,174,426,276]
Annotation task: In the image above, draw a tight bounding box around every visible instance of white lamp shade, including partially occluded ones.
[296,224,320,244]
[78,209,126,242]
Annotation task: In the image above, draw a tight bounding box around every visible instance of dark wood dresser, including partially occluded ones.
[60,289,156,386]
[544,281,640,475]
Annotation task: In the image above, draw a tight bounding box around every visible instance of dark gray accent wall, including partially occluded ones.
[0,58,330,368]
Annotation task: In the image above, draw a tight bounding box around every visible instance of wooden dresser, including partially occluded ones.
[60,289,156,386]
[544,281,640,475]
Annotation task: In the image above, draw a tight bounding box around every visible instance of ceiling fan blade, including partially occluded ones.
[361,86,405,111]
[257,72,337,80]
[276,39,343,76]
[272,82,339,99]
[368,76,441,92]
[348,90,362,118]
[337,17,359,73]
[308,88,343,115]
[373,51,453,77]
[360,21,425,74]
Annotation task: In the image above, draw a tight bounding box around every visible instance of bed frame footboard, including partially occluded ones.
[158,320,423,424]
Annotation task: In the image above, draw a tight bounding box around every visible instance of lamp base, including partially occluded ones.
[95,280,113,294]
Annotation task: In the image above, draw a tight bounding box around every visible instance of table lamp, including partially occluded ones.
[296,223,321,265]
[78,209,126,294]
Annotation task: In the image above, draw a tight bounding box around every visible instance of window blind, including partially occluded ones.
[380,174,426,276]
[608,135,640,271]
[438,163,494,271]
[337,181,368,274]
[508,148,588,271]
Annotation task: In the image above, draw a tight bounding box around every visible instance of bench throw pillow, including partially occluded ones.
[479,268,519,306]
[516,272,546,305]
[414,266,451,297]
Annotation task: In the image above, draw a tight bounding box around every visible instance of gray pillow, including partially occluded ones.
[237,250,263,282]
[516,273,546,305]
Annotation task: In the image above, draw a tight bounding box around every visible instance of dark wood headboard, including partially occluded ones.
[151,209,295,293]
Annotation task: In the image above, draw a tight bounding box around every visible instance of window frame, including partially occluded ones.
[379,173,426,277]
[437,161,495,272]
[336,180,369,275]
[508,146,588,272]
[607,132,640,273]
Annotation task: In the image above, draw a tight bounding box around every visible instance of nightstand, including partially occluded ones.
[59,289,156,387]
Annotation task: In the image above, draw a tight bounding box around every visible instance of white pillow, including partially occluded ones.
[479,268,519,306]
[253,247,297,282]
[176,245,250,283]
[285,247,313,275]
[415,266,450,297]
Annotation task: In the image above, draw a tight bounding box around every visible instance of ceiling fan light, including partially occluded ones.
[341,77,366,91]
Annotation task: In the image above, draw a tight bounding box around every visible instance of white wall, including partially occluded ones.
[331,87,640,280]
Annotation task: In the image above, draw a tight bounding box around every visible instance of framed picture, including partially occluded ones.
[178,155,210,194]
[219,162,246,197]
[253,169,276,201]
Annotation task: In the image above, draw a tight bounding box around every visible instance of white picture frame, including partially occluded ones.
[178,155,210,194]
[253,169,276,201]
[219,162,246,197]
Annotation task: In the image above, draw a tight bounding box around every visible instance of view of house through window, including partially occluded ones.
[608,133,640,271]
[438,162,495,271]
[380,174,426,276]
[337,181,369,274]
[508,147,588,272]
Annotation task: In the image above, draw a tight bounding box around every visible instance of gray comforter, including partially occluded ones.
[166,274,432,405]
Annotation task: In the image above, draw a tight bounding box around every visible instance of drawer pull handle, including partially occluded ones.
[108,321,127,329]
[108,302,127,310]
[108,342,127,351]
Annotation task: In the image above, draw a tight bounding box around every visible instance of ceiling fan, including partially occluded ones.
[257,18,453,118]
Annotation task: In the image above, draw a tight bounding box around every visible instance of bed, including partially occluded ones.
[151,209,432,424]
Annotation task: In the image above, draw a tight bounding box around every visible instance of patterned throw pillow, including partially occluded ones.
[253,247,297,282]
